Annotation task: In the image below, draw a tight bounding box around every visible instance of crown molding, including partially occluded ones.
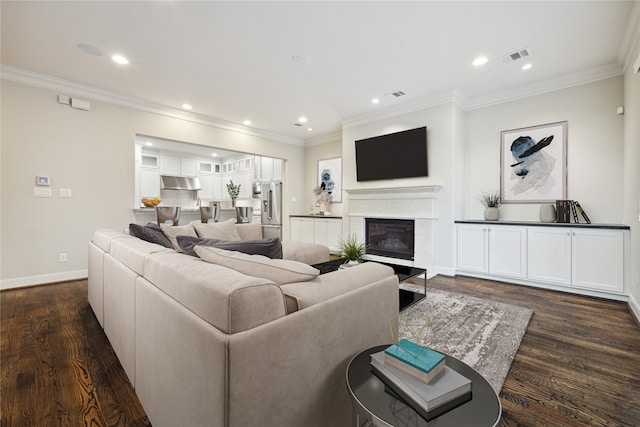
[618,0,640,70]
[341,89,456,130]
[304,131,343,147]
[463,62,623,111]
[0,65,305,147]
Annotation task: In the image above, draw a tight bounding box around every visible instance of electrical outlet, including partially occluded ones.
[59,253,68,263]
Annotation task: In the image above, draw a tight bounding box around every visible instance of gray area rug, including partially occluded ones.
[397,284,533,393]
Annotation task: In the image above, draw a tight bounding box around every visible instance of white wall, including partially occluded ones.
[0,80,305,288]
[342,102,458,275]
[464,77,624,223]
[623,32,640,319]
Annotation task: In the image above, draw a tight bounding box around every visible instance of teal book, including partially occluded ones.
[384,340,445,383]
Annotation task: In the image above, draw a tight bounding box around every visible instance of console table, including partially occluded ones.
[312,258,426,311]
[346,345,501,427]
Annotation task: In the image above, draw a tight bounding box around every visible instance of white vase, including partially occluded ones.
[320,202,329,213]
[539,204,556,222]
[484,207,500,221]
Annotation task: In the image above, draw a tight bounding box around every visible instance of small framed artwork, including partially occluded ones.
[500,121,568,203]
[317,157,342,203]
[36,176,51,186]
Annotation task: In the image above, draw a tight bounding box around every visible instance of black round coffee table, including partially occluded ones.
[346,345,501,426]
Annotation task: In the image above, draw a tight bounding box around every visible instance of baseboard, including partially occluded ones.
[1,269,88,290]
[629,293,640,326]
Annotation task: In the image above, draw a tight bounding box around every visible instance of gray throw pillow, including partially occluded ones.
[177,235,283,259]
[129,223,173,249]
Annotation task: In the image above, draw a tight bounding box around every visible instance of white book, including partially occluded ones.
[370,351,472,412]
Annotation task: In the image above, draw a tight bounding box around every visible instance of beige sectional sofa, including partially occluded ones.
[88,220,399,427]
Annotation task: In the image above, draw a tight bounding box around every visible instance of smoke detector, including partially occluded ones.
[503,48,531,62]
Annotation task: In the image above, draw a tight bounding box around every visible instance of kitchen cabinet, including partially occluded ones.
[456,224,526,280]
[161,155,197,177]
[290,216,342,252]
[140,168,160,198]
[255,156,283,181]
[455,221,628,298]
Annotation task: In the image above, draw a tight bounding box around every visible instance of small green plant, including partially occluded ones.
[338,234,369,263]
[226,180,241,199]
[478,190,501,208]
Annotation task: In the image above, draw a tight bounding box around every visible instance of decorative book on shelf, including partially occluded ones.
[370,350,472,420]
[384,339,445,384]
[556,200,592,224]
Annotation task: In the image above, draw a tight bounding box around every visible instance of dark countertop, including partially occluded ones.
[455,219,630,230]
[290,214,342,219]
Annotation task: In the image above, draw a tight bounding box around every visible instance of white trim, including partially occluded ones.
[0,65,305,147]
[346,185,443,199]
[629,293,640,325]
[1,270,88,290]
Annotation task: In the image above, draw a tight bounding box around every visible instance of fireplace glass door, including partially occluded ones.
[365,218,415,261]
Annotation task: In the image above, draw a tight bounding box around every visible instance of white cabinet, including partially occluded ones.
[161,155,197,177]
[456,224,488,274]
[291,217,315,242]
[255,156,283,181]
[456,222,627,297]
[456,224,526,279]
[527,228,572,286]
[290,216,342,252]
[140,168,160,197]
[571,229,624,293]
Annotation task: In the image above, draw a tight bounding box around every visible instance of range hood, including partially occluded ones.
[161,175,202,190]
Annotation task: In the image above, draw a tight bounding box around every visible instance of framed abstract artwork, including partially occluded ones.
[317,157,342,203]
[500,121,567,203]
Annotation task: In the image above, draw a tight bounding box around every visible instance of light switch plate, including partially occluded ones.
[59,188,72,198]
[34,188,52,197]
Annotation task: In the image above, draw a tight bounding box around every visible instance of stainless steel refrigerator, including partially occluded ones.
[260,181,283,239]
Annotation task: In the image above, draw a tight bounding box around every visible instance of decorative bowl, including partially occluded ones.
[141,197,161,207]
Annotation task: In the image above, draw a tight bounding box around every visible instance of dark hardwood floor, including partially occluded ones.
[2,276,639,426]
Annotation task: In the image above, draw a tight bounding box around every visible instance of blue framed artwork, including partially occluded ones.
[500,121,567,203]
[317,157,342,203]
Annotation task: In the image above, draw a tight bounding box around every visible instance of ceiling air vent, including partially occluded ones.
[504,48,531,62]
[391,90,406,98]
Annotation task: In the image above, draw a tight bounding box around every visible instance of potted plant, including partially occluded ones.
[479,190,501,221]
[338,234,369,266]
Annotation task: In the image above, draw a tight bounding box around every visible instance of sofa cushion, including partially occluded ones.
[109,234,172,275]
[236,223,263,241]
[279,262,397,312]
[160,223,198,251]
[194,218,241,241]
[143,251,286,333]
[129,223,173,249]
[177,235,283,259]
[281,240,330,264]
[93,229,126,252]
[195,245,319,285]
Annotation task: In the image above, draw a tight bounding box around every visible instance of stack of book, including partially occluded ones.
[556,200,591,224]
[370,340,472,421]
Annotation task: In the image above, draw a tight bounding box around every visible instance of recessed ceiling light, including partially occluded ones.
[243,120,252,126]
[521,63,533,70]
[372,98,380,104]
[307,128,313,131]
[298,116,308,123]
[473,56,488,66]
[182,104,193,110]
[211,153,218,157]
[145,142,153,146]
[112,54,129,65]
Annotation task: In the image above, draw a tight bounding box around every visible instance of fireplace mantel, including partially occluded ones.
[345,185,442,199]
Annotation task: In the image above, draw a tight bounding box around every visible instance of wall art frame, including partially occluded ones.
[500,121,568,203]
[317,157,342,203]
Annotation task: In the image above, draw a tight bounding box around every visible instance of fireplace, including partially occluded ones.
[365,218,415,261]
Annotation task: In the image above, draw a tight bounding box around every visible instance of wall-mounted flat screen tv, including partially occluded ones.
[355,126,428,182]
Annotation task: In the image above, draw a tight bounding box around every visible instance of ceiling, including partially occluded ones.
[1,1,637,144]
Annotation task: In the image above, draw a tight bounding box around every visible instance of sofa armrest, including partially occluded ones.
[281,240,330,264]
